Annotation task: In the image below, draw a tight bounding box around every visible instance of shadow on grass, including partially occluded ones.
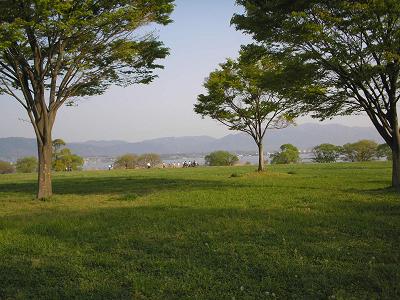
[0,175,248,198]
[0,204,399,299]
[344,185,400,198]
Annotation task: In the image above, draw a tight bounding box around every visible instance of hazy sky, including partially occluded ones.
[0,0,373,142]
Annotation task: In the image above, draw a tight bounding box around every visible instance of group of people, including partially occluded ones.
[183,160,198,168]
[107,160,200,170]
[162,160,199,168]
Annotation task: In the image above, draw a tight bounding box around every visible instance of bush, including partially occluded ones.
[137,153,162,168]
[341,140,378,162]
[270,144,300,164]
[205,151,239,166]
[376,143,392,161]
[114,154,138,169]
[0,161,14,174]
[16,156,38,173]
[312,143,342,163]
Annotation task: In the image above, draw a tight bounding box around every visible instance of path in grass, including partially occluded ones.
[0,162,399,299]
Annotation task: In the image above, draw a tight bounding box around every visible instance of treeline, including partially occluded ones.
[204,139,390,167]
[0,139,84,174]
[312,140,391,163]
[270,140,391,164]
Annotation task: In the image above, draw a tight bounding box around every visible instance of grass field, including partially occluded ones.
[0,162,399,299]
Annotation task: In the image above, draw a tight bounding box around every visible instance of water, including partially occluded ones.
[83,153,315,170]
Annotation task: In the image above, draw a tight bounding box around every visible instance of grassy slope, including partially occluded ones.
[0,162,399,299]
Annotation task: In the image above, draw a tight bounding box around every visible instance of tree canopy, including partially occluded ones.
[195,49,298,171]
[205,151,239,166]
[0,0,174,198]
[312,143,342,163]
[233,0,400,189]
[271,144,300,164]
[114,154,139,169]
[341,140,379,162]
[16,156,38,173]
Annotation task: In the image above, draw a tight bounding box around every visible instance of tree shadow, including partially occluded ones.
[0,175,250,198]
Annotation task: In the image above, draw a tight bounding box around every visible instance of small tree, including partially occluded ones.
[271,144,300,164]
[114,154,138,170]
[341,140,378,162]
[0,161,14,174]
[137,153,162,168]
[52,148,84,171]
[0,0,174,198]
[205,151,239,166]
[195,49,297,172]
[312,144,342,163]
[52,139,66,159]
[16,156,38,173]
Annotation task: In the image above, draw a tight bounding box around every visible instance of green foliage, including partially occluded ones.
[195,49,300,171]
[0,0,174,100]
[195,50,297,136]
[232,0,400,177]
[52,148,84,171]
[377,143,392,161]
[0,163,398,298]
[52,139,66,153]
[341,140,379,162]
[114,153,162,169]
[0,0,174,197]
[16,156,38,173]
[137,153,162,168]
[205,151,239,166]
[271,144,300,164]
[114,154,138,169]
[0,160,14,174]
[312,143,342,163]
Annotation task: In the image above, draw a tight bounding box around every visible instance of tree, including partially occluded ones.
[137,153,162,168]
[341,140,378,162]
[377,143,392,161]
[0,1,174,198]
[52,139,66,154]
[312,143,342,163]
[233,1,400,189]
[0,161,14,174]
[195,50,297,172]
[52,148,84,171]
[270,144,300,164]
[16,156,37,173]
[114,154,138,169]
[205,151,239,166]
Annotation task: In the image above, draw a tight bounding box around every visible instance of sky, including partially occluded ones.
[0,0,374,142]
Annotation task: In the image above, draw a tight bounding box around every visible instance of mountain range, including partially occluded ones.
[0,123,383,161]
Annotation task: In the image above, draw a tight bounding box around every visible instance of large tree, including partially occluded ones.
[233,0,400,190]
[0,0,174,198]
[195,51,297,171]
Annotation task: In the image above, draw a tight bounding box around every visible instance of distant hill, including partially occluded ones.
[0,123,383,161]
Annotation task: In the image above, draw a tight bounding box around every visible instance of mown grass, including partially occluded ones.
[0,162,399,299]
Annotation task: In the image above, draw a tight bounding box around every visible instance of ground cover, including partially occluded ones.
[0,162,399,299]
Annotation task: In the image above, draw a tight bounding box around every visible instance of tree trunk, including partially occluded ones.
[37,136,53,199]
[391,110,400,191]
[393,149,400,191]
[258,142,265,172]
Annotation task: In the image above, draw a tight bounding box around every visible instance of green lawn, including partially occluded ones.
[0,162,399,299]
